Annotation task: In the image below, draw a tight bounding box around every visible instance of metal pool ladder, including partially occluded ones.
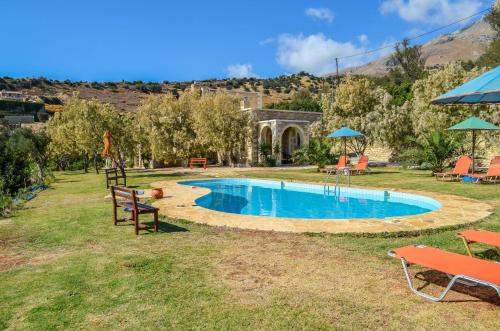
[324,168,350,195]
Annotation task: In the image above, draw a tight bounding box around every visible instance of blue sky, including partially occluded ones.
[0,0,492,81]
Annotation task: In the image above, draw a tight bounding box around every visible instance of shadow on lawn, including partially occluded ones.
[52,178,79,184]
[137,221,188,234]
[476,248,500,260]
[414,270,500,304]
[158,221,188,233]
[115,219,188,234]
[130,172,192,180]
[360,170,401,175]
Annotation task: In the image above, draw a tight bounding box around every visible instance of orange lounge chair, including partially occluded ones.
[351,155,369,175]
[470,157,500,183]
[388,245,500,301]
[324,155,348,174]
[433,155,472,181]
[457,229,500,256]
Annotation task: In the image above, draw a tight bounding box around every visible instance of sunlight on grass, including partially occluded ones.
[0,169,499,329]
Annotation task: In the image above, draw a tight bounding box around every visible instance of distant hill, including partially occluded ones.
[0,73,330,113]
[340,17,496,76]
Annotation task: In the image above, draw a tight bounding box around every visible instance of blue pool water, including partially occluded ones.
[179,179,441,219]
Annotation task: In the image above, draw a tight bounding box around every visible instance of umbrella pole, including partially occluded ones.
[344,138,347,158]
[471,129,476,174]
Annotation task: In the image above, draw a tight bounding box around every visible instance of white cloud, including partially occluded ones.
[358,34,369,44]
[305,8,334,23]
[380,0,482,25]
[276,33,396,75]
[259,37,275,46]
[227,64,259,78]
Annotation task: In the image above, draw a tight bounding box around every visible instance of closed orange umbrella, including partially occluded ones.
[102,130,112,157]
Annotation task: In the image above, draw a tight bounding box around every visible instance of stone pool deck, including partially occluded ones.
[151,174,493,234]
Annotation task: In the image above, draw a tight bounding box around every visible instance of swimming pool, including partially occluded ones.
[179,179,441,219]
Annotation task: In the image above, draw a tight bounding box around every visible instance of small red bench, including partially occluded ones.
[189,157,207,169]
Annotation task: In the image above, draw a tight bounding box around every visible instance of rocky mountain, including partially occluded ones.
[341,17,496,76]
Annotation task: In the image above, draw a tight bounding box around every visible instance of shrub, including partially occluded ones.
[292,138,333,171]
[0,181,12,218]
[258,143,277,167]
[397,130,463,173]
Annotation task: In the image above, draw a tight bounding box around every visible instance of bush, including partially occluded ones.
[396,130,462,173]
[258,143,278,167]
[292,138,333,171]
[0,182,12,218]
[0,100,45,113]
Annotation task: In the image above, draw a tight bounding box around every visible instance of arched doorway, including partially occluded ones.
[259,125,273,163]
[281,126,303,164]
[260,126,272,145]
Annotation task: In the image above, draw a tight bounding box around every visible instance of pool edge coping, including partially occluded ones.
[151,178,493,234]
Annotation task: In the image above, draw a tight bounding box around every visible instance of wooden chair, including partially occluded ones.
[189,157,207,169]
[111,186,159,235]
[105,168,126,189]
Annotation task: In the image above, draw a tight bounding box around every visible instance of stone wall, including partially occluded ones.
[250,108,322,122]
[364,145,392,162]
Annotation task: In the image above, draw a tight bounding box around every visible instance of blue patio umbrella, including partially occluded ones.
[327,127,365,156]
[431,66,500,105]
[447,116,500,173]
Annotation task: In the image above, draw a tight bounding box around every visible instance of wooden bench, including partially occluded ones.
[111,186,159,235]
[189,157,207,169]
[105,168,126,189]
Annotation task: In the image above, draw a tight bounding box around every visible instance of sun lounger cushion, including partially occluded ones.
[457,229,500,247]
[392,245,500,285]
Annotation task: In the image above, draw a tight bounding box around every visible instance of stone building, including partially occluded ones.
[245,108,322,166]
[190,83,322,166]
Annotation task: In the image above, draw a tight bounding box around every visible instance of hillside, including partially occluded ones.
[341,17,496,76]
[0,73,330,113]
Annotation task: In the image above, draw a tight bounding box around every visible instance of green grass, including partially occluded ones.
[0,168,499,330]
[242,167,500,255]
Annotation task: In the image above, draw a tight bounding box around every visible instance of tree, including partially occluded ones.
[476,2,500,67]
[46,93,132,173]
[136,93,199,166]
[0,125,34,195]
[322,75,385,154]
[388,38,425,82]
[194,92,252,166]
[487,1,500,33]
[411,62,497,139]
[266,89,322,112]
[7,128,51,185]
[476,40,500,68]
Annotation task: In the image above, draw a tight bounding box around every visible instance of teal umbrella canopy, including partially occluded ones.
[327,127,365,138]
[447,116,500,131]
[447,116,500,173]
[327,127,365,156]
[431,66,500,105]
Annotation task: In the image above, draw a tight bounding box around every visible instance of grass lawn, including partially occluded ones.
[0,167,499,330]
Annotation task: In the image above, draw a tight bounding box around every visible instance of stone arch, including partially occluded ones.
[258,124,274,163]
[280,125,305,164]
[259,125,273,146]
